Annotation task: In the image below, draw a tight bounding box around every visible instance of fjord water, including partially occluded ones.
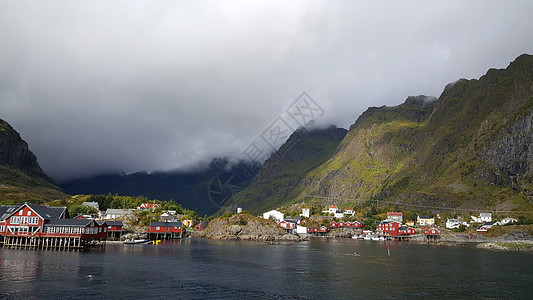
[1,238,531,299]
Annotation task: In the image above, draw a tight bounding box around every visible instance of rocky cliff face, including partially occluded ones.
[0,119,47,177]
[481,110,533,194]
[0,118,65,203]
[194,214,301,241]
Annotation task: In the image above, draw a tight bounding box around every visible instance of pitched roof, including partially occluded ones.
[387,212,403,216]
[105,221,124,226]
[0,205,19,221]
[45,219,94,227]
[25,204,67,220]
[418,215,431,219]
[150,221,182,227]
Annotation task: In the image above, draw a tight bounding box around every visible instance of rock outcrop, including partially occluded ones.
[194,214,303,241]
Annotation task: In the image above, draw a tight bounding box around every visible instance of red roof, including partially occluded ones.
[387,212,403,216]
[345,207,354,211]
[329,205,337,209]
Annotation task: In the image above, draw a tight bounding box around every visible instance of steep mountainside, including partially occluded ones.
[228,54,533,214]
[60,159,258,216]
[294,54,533,211]
[222,125,347,214]
[0,119,66,203]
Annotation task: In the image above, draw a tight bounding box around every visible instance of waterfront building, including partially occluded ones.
[147,222,182,239]
[377,221,402,236]
[1,204,107,250]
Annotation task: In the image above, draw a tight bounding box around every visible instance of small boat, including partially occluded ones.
[123,239,151,244]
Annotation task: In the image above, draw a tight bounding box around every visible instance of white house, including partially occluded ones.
[500,217,518,225]
[446,219,470,229]
[344,207,355,216]
[471,213,492,223]
[300,208,310,218]
[82,201,100,211]
[263,210,284,222]
[105,209,134,220]
[322,205,338,214]
[296,225,308,234]
[334,210,344,219]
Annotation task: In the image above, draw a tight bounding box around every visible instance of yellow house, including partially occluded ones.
[405,221,415,227]
[182,219,194,227]
[417,215,435,226]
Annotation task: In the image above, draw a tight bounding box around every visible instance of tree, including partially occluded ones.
[69,205,99,218]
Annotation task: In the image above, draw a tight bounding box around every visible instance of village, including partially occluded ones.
[0,199,524,251]
[0,201,207,251]
[262,204,520,241]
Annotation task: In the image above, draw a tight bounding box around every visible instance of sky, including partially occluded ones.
[1,0,533,182]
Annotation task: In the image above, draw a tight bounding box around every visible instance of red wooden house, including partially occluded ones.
[147,222,182,239]
[476,226,488,233]
[338,221,347,228]
[329,221,338,228]
[42,219,108,239]
[352,221,365,228]
[377,221,402,236]
[278,220,296,230]
[307,226,329,233]
[148,222,182,233]
[424,228,440,236]
[139,203,162,210]
[398,226,416,236]
[1,204,108,250]
[104,221,126,239]
[2,203,69,237]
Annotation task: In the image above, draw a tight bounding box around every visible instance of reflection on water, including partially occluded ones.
[1,238,532,299]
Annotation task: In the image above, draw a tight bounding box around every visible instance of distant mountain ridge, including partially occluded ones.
[0,118,66,203]
[228,54,533,214]
[222,125,348,214]
[60,159,258,216]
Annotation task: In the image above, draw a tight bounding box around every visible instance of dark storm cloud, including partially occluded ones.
[1,0,533,182]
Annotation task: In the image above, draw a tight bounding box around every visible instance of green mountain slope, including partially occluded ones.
[229,54,533,214]
[295,54,533,212]
[0,119,66,203]
[222,125,347,214]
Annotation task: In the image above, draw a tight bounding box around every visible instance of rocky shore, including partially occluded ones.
[193,214,305,242]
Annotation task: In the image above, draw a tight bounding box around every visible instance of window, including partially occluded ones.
[11,216,20,224]
[21,216,28,224]
[19,210,23,216]
[27,211,31,216]
[29,217,39,225]
[156,227,160,230]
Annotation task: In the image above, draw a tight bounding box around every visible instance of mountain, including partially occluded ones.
[0,118,66,203]
[60,159,258,216]
[222,125,347,214]
[230,54,533,214]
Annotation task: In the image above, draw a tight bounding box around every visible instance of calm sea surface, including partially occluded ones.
[1,238,532,299]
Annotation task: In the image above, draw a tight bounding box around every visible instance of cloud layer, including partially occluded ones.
[1,0,532,182]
